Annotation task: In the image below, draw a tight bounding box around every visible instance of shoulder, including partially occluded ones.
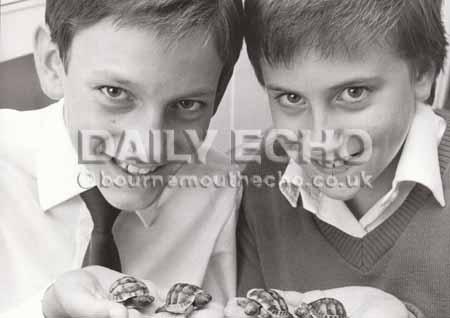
[0,103,56,172]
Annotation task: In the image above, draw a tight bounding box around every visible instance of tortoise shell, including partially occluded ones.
[155,283,212,316]
[246,289,294,318]
[109,276,154,310]
[294,298,347,318]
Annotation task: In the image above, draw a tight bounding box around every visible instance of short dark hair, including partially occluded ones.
[245,0,448,83]
[45,0,244,108]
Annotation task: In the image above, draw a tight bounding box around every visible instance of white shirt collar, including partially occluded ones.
[36,100,95,212]
[35,100,160,228]
[134,188,170,228]
[392,103,446,206]
[279,103,447,237]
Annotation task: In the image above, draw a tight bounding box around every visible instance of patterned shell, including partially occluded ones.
[157,283,212,315]
[163,301,194,314]
[295,298,347,318]
[246,289,294,318]
[109,276,152,303]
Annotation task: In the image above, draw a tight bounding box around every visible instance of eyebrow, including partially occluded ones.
[266,76,384,94]
[90,70,135,87]
[90,70,217,98]
[327,77,384,91]
[175,88,218,98]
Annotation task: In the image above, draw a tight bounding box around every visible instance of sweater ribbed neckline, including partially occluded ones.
[314,109,450,273]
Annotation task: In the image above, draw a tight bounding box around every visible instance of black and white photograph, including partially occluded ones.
[1,0,449,317]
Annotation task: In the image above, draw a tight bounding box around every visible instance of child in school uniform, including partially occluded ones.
[0,1,244,317]
[231,1,448,317]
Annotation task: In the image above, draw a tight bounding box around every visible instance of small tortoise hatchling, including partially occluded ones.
[109,276,155,310]
[294,298,348,318]
[238,289,294,318]
[155,283,212,317]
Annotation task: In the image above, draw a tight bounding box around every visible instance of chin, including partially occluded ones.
[99,186,159,211]
[320,185,361,201]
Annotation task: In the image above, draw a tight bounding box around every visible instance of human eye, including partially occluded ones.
[276,93,308,110]
[175,100,203,112]
[336,87,370,105]
[98,86,133,102]
[170,100,206,120]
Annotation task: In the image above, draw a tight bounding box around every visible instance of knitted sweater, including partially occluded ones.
[237,110,450,318]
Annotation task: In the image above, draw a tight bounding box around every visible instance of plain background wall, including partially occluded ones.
[209,43,271,152]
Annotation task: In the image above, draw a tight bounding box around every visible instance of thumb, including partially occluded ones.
[66,294,128,318]
[106,301,129,318]
[90,299,129,318]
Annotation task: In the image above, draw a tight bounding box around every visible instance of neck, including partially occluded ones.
[346,152,401,219]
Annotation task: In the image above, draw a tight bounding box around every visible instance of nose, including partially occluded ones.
[307,102,343,160]
[141,105,166,163]
[110,104,166,164]
[310,102,328,142]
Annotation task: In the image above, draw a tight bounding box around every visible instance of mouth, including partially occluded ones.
[309,151,364,175]
[111,157,164,176]
[311,159,350,175]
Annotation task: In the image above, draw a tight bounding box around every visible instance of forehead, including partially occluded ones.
[67,18,223,90]
[261,45,411,89]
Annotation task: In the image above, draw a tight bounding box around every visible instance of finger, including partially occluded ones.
[108,302,129,318]
[126,308,144,318]
[75,298,128,318]
[84,266,125,292]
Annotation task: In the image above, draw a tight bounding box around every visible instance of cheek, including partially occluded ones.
[170,119,211,154]
[363,103,415,175]
[270,106,303,131]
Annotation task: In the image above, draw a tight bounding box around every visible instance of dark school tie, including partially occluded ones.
[81,187,122,272]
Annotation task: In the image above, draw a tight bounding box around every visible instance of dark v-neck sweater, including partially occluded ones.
[237,109,450,318]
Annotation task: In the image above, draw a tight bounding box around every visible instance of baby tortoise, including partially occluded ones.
[294,298,348,318]
[109,276,155,310]
[237,289,294,318]
[155,283,212,317]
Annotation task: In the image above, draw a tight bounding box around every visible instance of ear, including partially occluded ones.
[33,24,65,100]
[414,63,436,103]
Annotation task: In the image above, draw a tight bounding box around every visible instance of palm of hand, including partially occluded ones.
[225,287,409,318]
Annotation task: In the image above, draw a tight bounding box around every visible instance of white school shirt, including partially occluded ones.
[0,100,241,317]
[279,103,446,238]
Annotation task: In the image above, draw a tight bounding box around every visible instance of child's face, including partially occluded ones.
[61,19,223,210]
[261,46,425,200]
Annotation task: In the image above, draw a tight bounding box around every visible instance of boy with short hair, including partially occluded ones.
[235,0,448,317]
[0,0,243,317]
